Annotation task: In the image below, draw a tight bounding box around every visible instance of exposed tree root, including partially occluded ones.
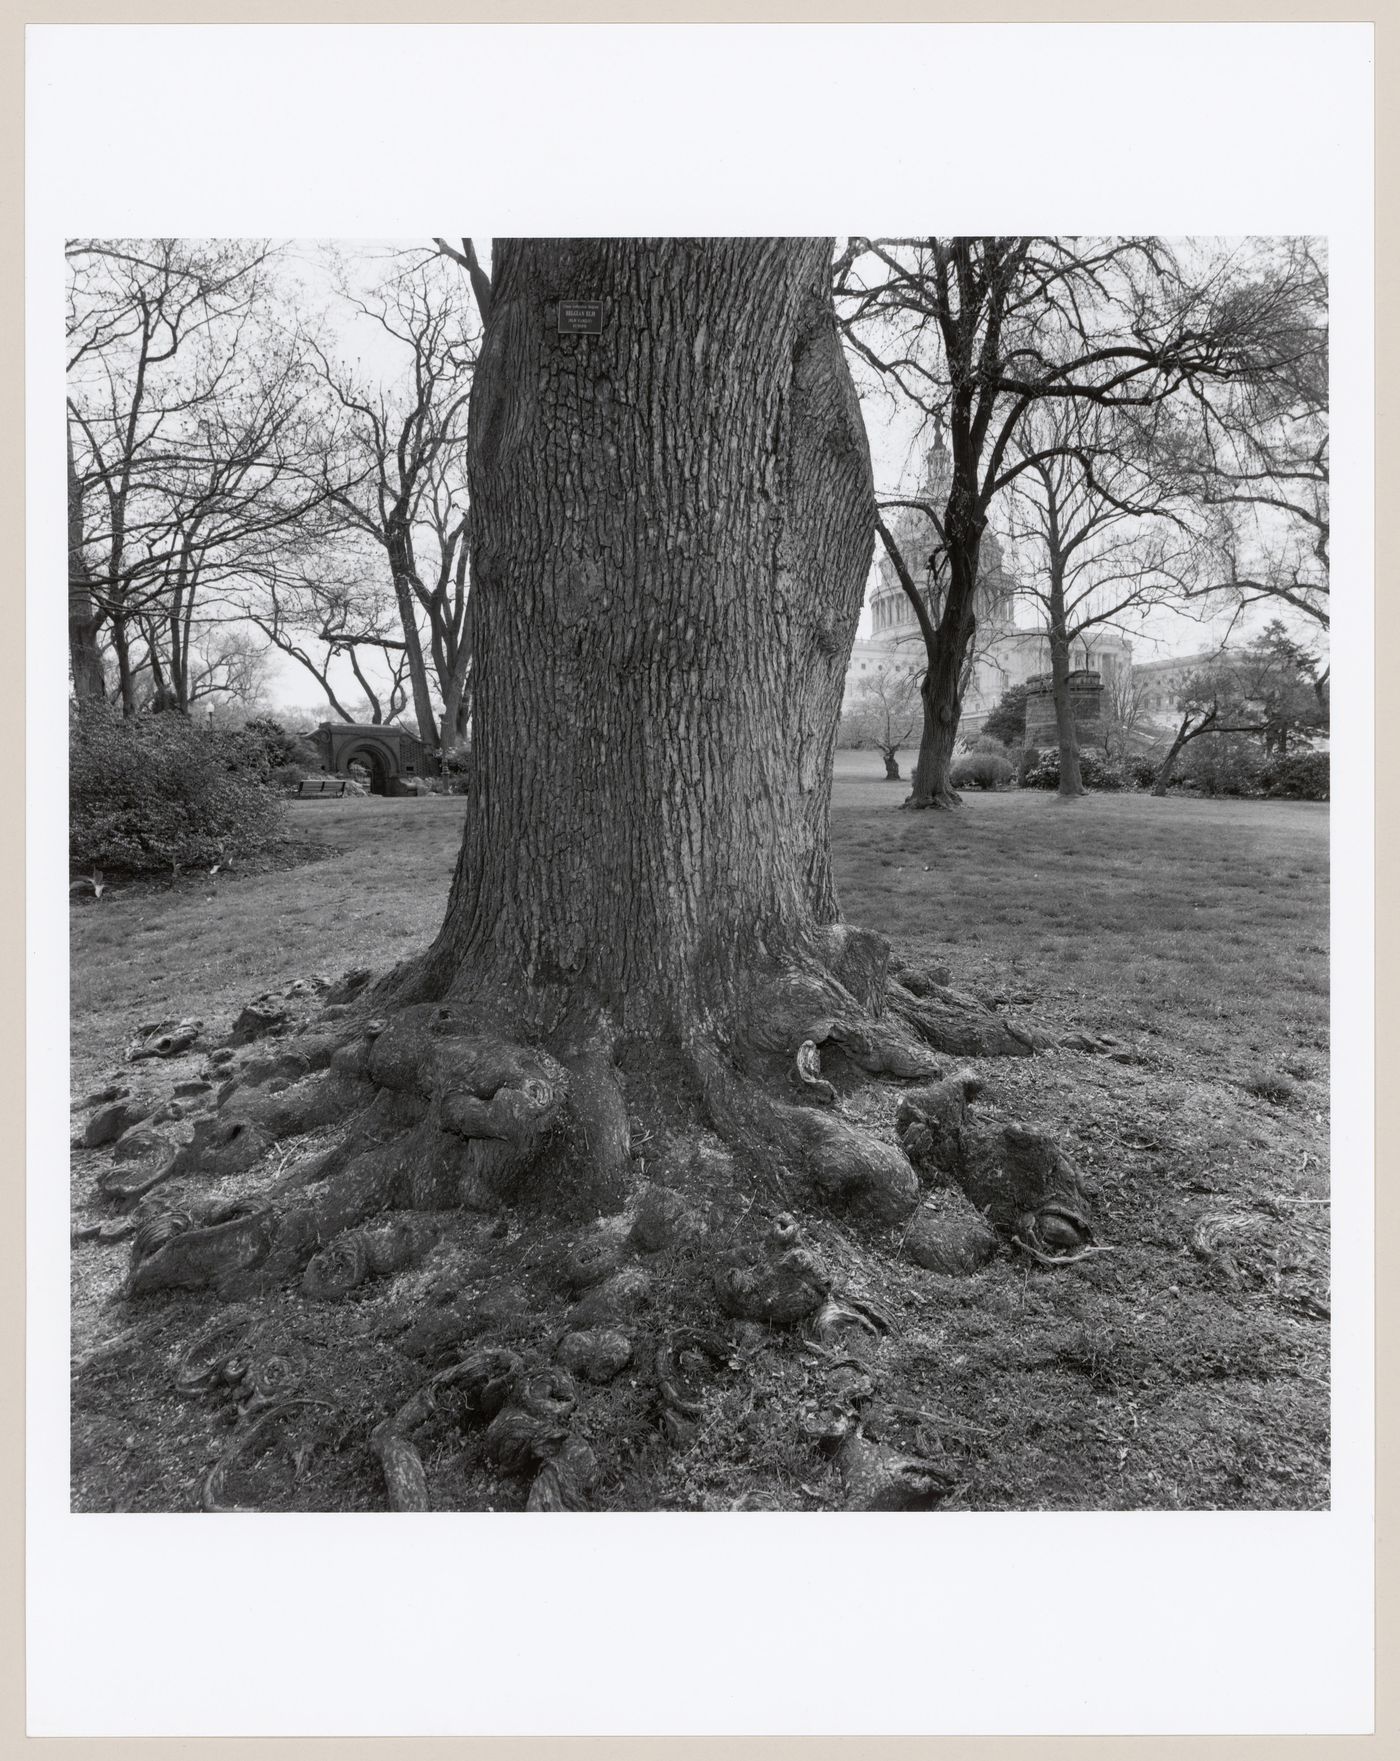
[370,1347,525,1511]
[173,1312,257,1398]
[525,1437,600,1511]
[895,1075,1094,1251]
[654,1330,738,1444]
[76,931,1107,1510]
[892,982,1054,1058]
[829,1420,957,1511]
[201,1398,335,1514]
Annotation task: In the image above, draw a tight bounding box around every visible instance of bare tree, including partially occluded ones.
[1150,665,1266,796]
[1100,667,1150,770]
[67,239,272,708]
[309,253,478,753]
[1002,400,1201,798]
[66,238,333,714]
[122,624,272,714]
[845,664,922,780]
[432,236,493,322]
[1169,238,1328,638]
[243,560,411,726]
[839,236,1324,808]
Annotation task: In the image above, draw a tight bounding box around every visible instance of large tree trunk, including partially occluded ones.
[419,238,873,1035]
[114,245,1087,1513]
[135,235,928,1259]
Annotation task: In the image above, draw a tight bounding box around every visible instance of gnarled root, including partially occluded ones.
[93,915,1120,1512]
[902,1189,998,1274]
[302,1214,439,1303]
[654,1329,737,1443]
[739,958,945,1089]
[829,1421,956,1511]
[959,1126,1092,1243]
[714,1212,834,1325]
[371,1349,603,1514]
[694,1050,921,1230]
[526,1437,599,1511]
[894,1074,1094,1258]
[806,1292,891,1350]
[792,1107,920,1224]
[482,1366,580,1484]
[893,980,1053,1058]
[201,1397,334,1513]
[803,1409,956,1510]
[371,1346,526,1510]
[173,1311,256,1397]
[126,1134,407,1298]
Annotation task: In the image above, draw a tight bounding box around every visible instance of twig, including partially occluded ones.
[1012,1235,1117,1268]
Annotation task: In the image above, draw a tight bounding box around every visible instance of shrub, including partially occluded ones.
[1178,734,1267,799]
[70,706,286,875]
[433,742,474,795]
[1126,755,1161,791]
[1260,751,1329,801]
[1023,749,1123,792]
[982,683,1029,747]
[240,714,304,770]
[1081,751,1124,791]
[426,770,472,796]
[950,751,1013,790]
[1017,746,1041,786]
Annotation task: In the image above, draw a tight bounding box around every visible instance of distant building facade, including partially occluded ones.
[844,442,1132,742]
[1129,651,1224,717]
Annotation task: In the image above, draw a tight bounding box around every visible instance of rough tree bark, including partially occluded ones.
[112,242,1089,1507]
[414,239,873,1032]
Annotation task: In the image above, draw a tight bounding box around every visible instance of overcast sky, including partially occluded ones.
[261,240,1270,719]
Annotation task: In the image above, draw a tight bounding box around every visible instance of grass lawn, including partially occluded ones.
[70,758,1330,1512]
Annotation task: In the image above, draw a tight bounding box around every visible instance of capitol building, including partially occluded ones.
[844,442,1175,743]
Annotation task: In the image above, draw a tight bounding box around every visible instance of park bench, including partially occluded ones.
[296,776,348,798]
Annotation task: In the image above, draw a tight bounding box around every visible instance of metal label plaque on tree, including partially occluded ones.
[558,299,604,334]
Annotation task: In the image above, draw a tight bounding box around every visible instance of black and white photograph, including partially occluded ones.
[26,17,1376,1743]
[64,231,1334,1516]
